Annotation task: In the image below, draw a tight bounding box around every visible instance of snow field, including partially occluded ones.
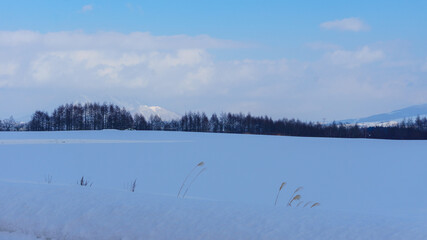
[1,130,427,239]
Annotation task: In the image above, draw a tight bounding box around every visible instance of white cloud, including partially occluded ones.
[0,30,243,91]
[0,30,426,121]
[0,63,18,76]
[24,48,212,91]
[320,18,369,32]
[82,5,93,12]
[325,46,384,68]
[0,31,40,46]
[126,3,143,14]
[306,42,341,51]
[0,31,241,50]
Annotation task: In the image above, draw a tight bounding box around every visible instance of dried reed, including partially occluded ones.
[274,182,286,206]
[183,168,206,198]
[177,161,204,198]
[131,179,137,192]
[287,186,303,206]
[289,194,301,206]
[311,202,320,208]
[303,201,312,208]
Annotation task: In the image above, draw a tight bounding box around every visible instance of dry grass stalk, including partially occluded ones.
[274,182,286,206]
[131,179,137,192]
[177,161,204,198]
[296,201,304,207]
[183,168,206,198]
[44,175,52,184]
[287,186,303,206]
[311,202,320,208]
[303,201,312,208]
[289,194,301,206]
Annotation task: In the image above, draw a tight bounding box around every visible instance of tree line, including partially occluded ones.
[27,103,134,131]
[0,116,25,131]
[2,102,427,140]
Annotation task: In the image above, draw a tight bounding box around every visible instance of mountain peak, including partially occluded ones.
[134,105,181,121]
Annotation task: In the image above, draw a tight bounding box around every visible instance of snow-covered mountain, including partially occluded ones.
[132,105,181,121]
[340,104,427,126]
[71,95,182,121]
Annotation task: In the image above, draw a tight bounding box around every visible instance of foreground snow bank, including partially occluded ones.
[0,181,426,240]
[0,232,38,240]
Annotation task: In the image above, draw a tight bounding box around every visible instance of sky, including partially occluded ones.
[1,0,427,121]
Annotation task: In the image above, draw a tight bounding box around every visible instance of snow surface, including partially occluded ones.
[1,130,427,239]
[1,181,426,240]
[0,232,38,240]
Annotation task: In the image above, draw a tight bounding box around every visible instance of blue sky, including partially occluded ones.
[1,0,427,121]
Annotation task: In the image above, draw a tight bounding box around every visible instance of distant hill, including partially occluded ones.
[340,104,427,126]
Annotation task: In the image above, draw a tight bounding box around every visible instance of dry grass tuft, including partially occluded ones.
[275,182,320,209]
[78,176,92,187]
[287,186,303,206]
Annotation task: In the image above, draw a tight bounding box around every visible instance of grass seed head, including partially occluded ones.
[275,181,287,206]
[293,194,301,201]
[289,194,301,206]
[311,202,320,208]
[294,186,303,194]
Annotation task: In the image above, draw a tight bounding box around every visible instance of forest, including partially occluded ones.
[2,102,427,140]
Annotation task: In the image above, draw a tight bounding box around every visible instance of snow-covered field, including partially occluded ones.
[1,130,427,239]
